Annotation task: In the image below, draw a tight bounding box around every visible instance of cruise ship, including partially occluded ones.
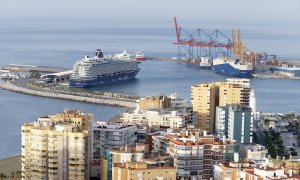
[69,49,140,87]
[212,57,253,78]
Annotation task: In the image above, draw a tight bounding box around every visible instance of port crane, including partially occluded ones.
[173,16,233,60]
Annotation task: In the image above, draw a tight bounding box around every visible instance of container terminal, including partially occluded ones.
[172,16,300,79]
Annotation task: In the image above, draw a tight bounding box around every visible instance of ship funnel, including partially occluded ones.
[95,49,103,58]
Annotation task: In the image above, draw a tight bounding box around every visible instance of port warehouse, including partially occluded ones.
[270,67,300,77]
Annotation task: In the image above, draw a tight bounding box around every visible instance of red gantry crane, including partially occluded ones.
[173,16,233,60]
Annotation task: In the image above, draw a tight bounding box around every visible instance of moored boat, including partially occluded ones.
[69,49,140,88]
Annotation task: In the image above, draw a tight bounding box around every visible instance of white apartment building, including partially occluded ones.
[92,122,137,160]
[240,144,268,166]
[123,109,188,128]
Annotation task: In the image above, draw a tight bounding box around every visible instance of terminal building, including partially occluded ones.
[38,70,73,83]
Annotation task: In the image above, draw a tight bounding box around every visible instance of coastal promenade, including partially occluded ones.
[0,81,138,108]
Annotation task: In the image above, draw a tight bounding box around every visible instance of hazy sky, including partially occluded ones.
[0,0,299,26]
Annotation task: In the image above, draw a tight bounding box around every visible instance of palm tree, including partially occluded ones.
[14,171,21,180]
[10,171,14,180]
[0,173,7,180]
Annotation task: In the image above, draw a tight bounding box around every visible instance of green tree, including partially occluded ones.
[295,121,300,133]
[291,149,298,156]
[269,144,277,158]
[297,134,300,147]
[264,119,270,125]
[253,132,258,144]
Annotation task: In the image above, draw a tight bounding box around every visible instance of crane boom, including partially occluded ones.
[174,16,180,42]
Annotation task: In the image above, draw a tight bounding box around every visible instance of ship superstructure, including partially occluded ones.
[135,51,145,61]
[112,49,135,61]
[113,49,145,61]
[69,49,140,87]
[186,57,212,69]
[213,57,253,78]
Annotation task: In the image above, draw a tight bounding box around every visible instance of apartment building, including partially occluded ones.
[137,92,195,125]
[112,162,176,180]
[244,167,300,180]
[240,144,268,162]
[151,129,238,180]
[214,161,255,180]
[215,105,253,143]
[191,79,250,131]
[123,109,189,129]
[101,145,167,180]
[21,109,93,180]
[92,122,137,159]
[138,95,171,110]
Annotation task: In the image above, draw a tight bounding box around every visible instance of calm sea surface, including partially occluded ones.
[0,21,299,158]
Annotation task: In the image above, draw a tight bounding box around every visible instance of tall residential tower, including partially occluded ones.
[191,79,250,131]
[21,109,93,180]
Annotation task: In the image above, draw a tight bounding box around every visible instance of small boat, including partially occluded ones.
[135,51,145,61]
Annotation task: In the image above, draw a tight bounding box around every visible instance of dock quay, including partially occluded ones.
[253,73,300,80]
[0,64,70,74]
[0,81,138,108]
[158,57,188,64]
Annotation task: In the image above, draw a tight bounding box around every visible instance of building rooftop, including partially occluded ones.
[169,137,237,146]
[152,129,237,146]
[94,121,136,129]
[220,161,255,169]
[256,167,279,171]
[244,143,267,151]
[113,162,175,170]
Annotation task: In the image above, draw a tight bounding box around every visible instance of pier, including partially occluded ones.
[157,57,188,64]
[0,81,138,108]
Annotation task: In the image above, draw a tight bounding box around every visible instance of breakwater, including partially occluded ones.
[0,81,138,108]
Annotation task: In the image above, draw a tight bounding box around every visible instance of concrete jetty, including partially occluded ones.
[0,81,137,108]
